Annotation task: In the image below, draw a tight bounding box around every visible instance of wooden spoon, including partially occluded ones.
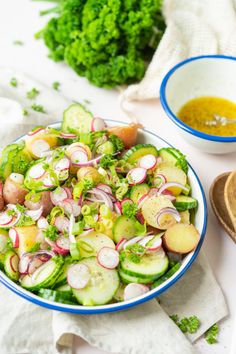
[209,172,236,243]
[224,171,236,232]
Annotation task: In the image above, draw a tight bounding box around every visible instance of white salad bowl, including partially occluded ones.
[0,120,207,314]
[160,55,236,154]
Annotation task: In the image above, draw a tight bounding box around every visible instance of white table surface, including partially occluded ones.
[0,1,235,353]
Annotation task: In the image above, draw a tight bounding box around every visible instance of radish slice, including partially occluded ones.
[124,283,149,301]
[97,247,119,269]
[138,235,156,247]
[28,257,44,275]
[127,168,147,185]
[87,188,113,210]
[147,237,162,251]
[9,228,19,248]
[97,184,112,195]
[28,127,45,136]
[9,173,24,184]
[67,263,91,289]
[42,174,56,188]
[19,254,31,274]
[136,211,145,225]
[58,200,73,216]
[137,194,149,208]
[91,117,106,132]
[114,201,122,215]
[0,212,13,226]
[56,235,70,251]
[37,217,49,229]
[54,157,70,171]
[115,238,127,252]
[25,206,43,221]
[10,254,19,273]
[156,207,181,228]
[50,187,68,205]
[28,163,46,180]
[60,132,77,139]
[54,216,70,233]
[31,139,50,158]
[71,149,88,165]
[158,182,189,195]
[138,154,157,170]
[123,236,143,250]
[161,190,176,203]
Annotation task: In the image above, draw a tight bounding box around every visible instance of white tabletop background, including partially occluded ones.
[0,1,235,353]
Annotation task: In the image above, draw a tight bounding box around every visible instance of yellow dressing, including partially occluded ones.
[177,96,236,136]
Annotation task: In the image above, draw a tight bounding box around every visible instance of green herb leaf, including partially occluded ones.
[29,242,41,253]
[10,77,18,87]
[122,202,138,218]
[52,81,60,90]
[204,324,219,344]
[22,108,29,116]
[43,225,58,241]
[27,88,40,99]
[170,314,201,334]
[13,40,24,46]
[31,103,46,113]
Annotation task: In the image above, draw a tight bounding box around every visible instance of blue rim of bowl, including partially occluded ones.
[160,54,236,143]
[0,120,208,314]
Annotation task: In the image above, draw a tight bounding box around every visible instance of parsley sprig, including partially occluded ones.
[204,324,219,344]
[170,314,200,334]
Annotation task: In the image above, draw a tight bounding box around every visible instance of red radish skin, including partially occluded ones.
[115,238,127,252]
[137,194,149,208]
[97,184,112,194]
[127,168,147,186]
[138,154,157,170]
[50,187,68,206]
[10,254,19,273]
[114,202,122,215]
[67,264,91,289]
[136,211,145,225]
[97,247,119,269]
[28,128,45,136]
[54,216,70,233]
[60,132,77,139]
[0,213,13,226]
[91,117,106,132]
[56,236,70,251]
[9,228,19,248]
[0,182,4,211]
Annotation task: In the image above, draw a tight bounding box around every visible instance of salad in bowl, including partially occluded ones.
[0,104,206,312]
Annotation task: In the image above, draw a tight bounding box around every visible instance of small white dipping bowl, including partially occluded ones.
[160,55,236,154]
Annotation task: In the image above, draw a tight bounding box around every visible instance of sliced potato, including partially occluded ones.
[15,226,39,256]
[179,210,190,224]
[108,123,143,149]
[141,195,177,229]
[163,223,200,254]
[3,177,28,205]
[154,163,187,196]
[26,133,58,159]
[76,232,115,258]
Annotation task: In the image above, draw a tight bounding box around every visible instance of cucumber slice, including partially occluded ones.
[113,216,136,244]
[0,253,5,270]
[154,163,187,196]
[179,210,190,224]
[130,184,150,203]
[38,288,76,305]
[159,148,188,174]
[0,144,19,180]
[4,251,20,281]
[77,232,115,258]
[62,103,93,134]
[119,268,154,284]
[13,146,32,175]
[141,195,176,229]
[120,252,169,279]
[56,284,72,292]
[54,259,74,288]
[174,196,198,211]
[21,256,64,291]
[72,257,120,306]
[123,144,158,163]
[151,262,181,289]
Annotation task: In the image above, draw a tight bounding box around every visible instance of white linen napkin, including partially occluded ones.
[0,70,228,354]
[121,0,236,106]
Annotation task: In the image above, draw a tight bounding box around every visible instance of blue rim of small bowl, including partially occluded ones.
[160,54,236,143]
[0,120,208,314]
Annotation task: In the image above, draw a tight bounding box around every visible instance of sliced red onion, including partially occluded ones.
[60,132,77,139]
[63,187,73,199]
[114,201,122,215]
[91,117,106,132]
[161,190,176,203]
[37,217,49,229]
[50,187,68,205]
[154,173,167,188]
[19,250,54,274]
[28,163,46,180]
[54,216,70,233]
[87,188,113,210]
[25,206,43,221]
[31,139,50,158]
[158,182,189,195]
[19,254,32,274]
[66,199,81,217]
[115,238,127,252]
[156,207,181,228]
[28,256,44,275]
[71,154,103,167]
[97,184,112,195]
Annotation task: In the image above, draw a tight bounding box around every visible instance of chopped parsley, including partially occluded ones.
[109,134,124,152]
[120,244,145,264]
[52,81,60,90]
[27,88,40,99]
[13,40,24,45]
[17,214,35,227]
[10,77,18,87]
[122,202,138,218]
[31,103,46,113]
[7,209,17,217]
[43,225,58,241]
[170,314,200,334]
[100,154,116,169]
[22,108,29,116]
[204,324,219,344]
[29,242,41,253]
